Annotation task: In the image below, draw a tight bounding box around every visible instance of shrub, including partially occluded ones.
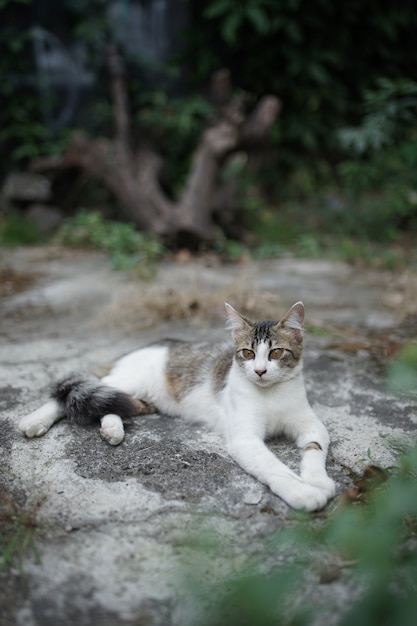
[54,211,164,276]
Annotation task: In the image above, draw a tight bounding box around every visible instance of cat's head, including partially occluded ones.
[225,302,304,387]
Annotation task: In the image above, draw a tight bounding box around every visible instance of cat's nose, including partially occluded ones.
[255,368,267,377]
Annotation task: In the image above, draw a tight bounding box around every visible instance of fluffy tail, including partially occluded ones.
[51,374,141,426]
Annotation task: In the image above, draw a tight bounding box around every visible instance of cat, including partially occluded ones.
[19,301,335,512]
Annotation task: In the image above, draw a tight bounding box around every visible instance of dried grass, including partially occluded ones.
[0,268,39,298]
[93,269,286,331]
[383,270,417,319]
[399,271,417,316]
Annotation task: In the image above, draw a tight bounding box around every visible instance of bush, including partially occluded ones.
[54,211,164,276]
[187,1,417,169]
[181,443,417,626]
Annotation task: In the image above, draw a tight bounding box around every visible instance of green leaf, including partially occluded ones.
[221,11,244,45]
[387,342,417,397]
[246,5,270,35]
[203,0,231,20]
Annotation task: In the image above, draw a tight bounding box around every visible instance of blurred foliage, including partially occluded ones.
[181,443,417,626]
[0,0,70,174]
[387,342,417,399]
[337,78,417,154]
[187,0,417,166]
[250,76,417,261]
[333,78,417,242]
[1,0,417,257]
[54,210,164,277]
[184,0,417,254]
[0,211,41,245]
[0,481,41,589]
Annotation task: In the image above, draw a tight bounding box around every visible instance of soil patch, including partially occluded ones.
[65,415,241,501]
[0,267,40,298]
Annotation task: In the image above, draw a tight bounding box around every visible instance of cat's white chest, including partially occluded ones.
[260,386,297,435]
[223,364,309,440]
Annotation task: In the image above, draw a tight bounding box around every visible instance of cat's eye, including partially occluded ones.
[269,348,285,360]
[241,348,255,360]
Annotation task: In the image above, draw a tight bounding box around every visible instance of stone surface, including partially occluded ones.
[2,173,51,203]
[26,205,64,235]
[0,246,415,626]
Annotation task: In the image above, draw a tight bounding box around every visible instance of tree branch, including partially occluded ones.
[107,43,130,150]
[31,63,281,249]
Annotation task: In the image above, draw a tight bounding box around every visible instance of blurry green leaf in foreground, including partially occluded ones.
[181,443,417,626]
[387,341,417,397]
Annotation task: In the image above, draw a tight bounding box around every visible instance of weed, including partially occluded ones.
[387,341,417,398]
[179,444,417,626]
[294,233,323,258]
[54,210,165,277]
[0,484,42,589]
[0,212,41,246]
[304,323,333,337]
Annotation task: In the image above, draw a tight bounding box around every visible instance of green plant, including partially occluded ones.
[54,210,164,276]
[387,342,417,398]
[338,78,417,155]
[294,233,322,258]
[332,79,417,242]
[0,484,41,588]
[180,444,417,626]
[204,0,274,45]
[0,0,70,172]
[324,447,417,626]
[187,0,417,174]
[0,211,41,245]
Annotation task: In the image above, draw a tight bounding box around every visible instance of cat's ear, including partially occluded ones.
[225,303,251,341]
[280,301,305,338]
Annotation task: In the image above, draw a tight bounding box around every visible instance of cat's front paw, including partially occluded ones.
[302,474,336,499]
[288,485,329,512]
[274,479,329,512]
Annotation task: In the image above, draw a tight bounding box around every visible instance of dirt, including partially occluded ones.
[0,267,40,298]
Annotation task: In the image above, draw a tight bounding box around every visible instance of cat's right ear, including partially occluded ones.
[225,303,251,341]
[280,301,305,339]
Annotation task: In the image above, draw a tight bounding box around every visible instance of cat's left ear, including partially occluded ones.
[225,303,252,341]
[280,301,305,338]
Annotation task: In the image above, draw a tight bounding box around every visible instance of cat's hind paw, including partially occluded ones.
[100,414,125,446]
[19,415,49,438]
[19,400,62,439]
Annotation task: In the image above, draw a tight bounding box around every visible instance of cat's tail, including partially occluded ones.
[51,374,141,426]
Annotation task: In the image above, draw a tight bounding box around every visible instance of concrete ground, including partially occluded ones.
[0,246,416,626]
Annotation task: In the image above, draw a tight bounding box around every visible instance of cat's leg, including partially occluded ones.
[19,399,63,438]
[19,369,132,441]
[227,435,329,512]
[223,392,330,511]
[299,443,336,498]
[101,370,156,408]
[99,398,155,446]
[294,418,336,499]
[100,368,157,445]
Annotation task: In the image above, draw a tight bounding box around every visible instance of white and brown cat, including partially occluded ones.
[19,301,335,511]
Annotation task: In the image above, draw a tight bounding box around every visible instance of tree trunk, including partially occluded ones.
[32,48,280,249]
